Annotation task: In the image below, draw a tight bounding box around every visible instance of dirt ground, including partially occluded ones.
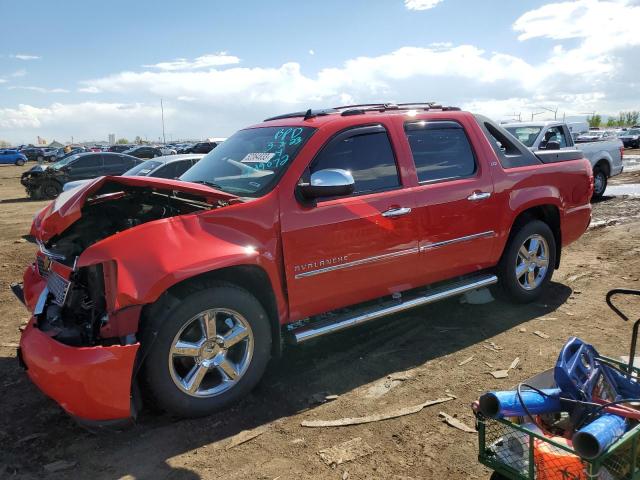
[1,163,640,480]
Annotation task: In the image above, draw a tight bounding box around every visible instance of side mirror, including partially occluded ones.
[298,169,355,200]
[545,141,561,150]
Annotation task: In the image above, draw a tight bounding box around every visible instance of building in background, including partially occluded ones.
[108,133,115,145]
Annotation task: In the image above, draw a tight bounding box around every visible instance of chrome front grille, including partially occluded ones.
[36,256,49,278]
[46,271,71,306]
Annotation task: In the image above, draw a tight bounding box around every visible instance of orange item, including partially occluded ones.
[534,436,585,480]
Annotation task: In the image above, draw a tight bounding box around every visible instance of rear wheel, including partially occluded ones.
[592,167,607,199]
[15,158,25,166]
[497,220,556,303]
[36,155,44,163]
[144,283,272,418]
[41,180,62,199]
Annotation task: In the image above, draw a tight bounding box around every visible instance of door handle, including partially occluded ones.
[467,191,491,201]
[382,207,412,218]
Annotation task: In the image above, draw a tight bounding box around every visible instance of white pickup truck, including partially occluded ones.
[503,121,624,198]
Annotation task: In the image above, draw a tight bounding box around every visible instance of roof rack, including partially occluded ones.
[263,102,461,122]
[336,102,460,116]
[263,108,337,122]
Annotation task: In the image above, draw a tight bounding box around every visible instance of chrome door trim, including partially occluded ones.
[294,247,419,279]
[419,230,495,252]
[467,191,492,201]
[382,207,412,218]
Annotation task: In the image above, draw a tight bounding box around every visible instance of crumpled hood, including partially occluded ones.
[32,175,238,242]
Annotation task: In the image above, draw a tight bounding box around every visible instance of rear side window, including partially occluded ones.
[311,129,400,195]
[103,155,123,167]
[405,121,476,183]
[76,155,102,168]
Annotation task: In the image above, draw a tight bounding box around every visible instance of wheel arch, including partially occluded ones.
[594,158,611,177]
[504,204,561,269]
[144,264,283,357]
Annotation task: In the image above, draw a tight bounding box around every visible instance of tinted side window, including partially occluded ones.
[405,122,476,182]
[154,162,178,179]
[103,155,123,166]
[172,160,193,177]
[119,155,136,168]
[311,130,399,195]
[75,155,102,168]
[541,126,568,148]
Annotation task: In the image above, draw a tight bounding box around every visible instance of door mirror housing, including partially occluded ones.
[298,169,355,200]
[544,140,561,150]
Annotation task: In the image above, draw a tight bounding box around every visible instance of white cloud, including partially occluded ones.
[309,49,315,56]
[11,54,40,60]
[0,79,6,84]
[11,69,27,77]
[8,86,69,93]
[142,53,240,71]
[404,0,443,11]
[78,86,100,93]
[3,0,639,142]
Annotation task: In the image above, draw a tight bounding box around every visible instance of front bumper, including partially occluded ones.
[19,319,139,424]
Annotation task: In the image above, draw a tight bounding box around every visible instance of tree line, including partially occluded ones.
[588,111,640,128]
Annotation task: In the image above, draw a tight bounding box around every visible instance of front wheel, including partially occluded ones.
[144,284,272,418]
[592,167,607,199]
[496,220,556,303]
[15,158,25,166]
[40,180,62,199]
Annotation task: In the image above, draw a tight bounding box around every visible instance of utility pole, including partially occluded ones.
[538,106,558,120]
[530,111,545,121]
[160,98,166,145]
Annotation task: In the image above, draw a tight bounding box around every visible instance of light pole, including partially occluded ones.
[160,98,166,145]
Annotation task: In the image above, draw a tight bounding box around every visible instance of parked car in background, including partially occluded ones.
[619,128,640,148]
[15,104,593,423]
[175,143,194,153]
[62,154,204,191]
[108,145,132,153]
[0,149,28,166]
[21,152,141,199]
[159,146,177,155]
[19,147,43,162]
[123,145,163,159]
[576,130,617,142]
[503,121,624,198]
[186,141,219,154]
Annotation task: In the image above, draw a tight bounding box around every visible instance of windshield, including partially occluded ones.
[51,154,80,169]
[180,126,316,196]
[625,129,640,135]
[504,127,542,147]
[124,160,162,176]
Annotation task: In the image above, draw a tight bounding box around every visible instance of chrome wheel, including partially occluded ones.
[515,234,549,291]
[168,308,254,398]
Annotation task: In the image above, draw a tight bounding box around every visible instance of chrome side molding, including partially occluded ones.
[289,273,498,344]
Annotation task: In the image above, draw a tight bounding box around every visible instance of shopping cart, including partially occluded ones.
[476,289,640,480]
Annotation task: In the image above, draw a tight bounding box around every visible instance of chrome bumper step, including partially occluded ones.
[288,273,498,344]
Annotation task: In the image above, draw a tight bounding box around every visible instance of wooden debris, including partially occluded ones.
[458,356,474,366]
[489,341,504,350]
[490,370,509,379]
[484,361,494,368]
[439,412,475,433]
[226,426,268,449]
[301,396,455,428]
[318,437,374,467]
[534,331,550,339]
[519,327,527,333]
[0,342,19,348]
[509,357,521,370]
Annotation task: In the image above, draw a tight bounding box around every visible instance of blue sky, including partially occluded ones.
[1,0,639,144]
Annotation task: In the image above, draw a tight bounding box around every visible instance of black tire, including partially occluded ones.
[592,167,607,199]
[15,158,25,166]
[36,155,44,163]
[490,473,510,480]
[496,219,556,303]
[144,283,272,418]
[40,180,62,199]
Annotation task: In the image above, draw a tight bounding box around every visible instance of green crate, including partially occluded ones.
[477,357,640,480]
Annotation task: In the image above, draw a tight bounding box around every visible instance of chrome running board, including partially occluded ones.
[288,273,498,344]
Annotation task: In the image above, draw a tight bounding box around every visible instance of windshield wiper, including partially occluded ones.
[191,180,224,190]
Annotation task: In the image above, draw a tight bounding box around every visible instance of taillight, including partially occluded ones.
[620,146,624,159]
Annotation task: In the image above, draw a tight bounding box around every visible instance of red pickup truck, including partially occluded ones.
[13,103,593,425]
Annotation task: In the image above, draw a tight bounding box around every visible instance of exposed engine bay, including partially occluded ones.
[37,183,225,346]
[47,184,218,262]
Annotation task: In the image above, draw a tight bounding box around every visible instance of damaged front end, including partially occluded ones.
[18,176,238,424]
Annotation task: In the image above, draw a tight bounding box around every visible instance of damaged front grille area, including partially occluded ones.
[36,256,49,278]
[46,271,71,306]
